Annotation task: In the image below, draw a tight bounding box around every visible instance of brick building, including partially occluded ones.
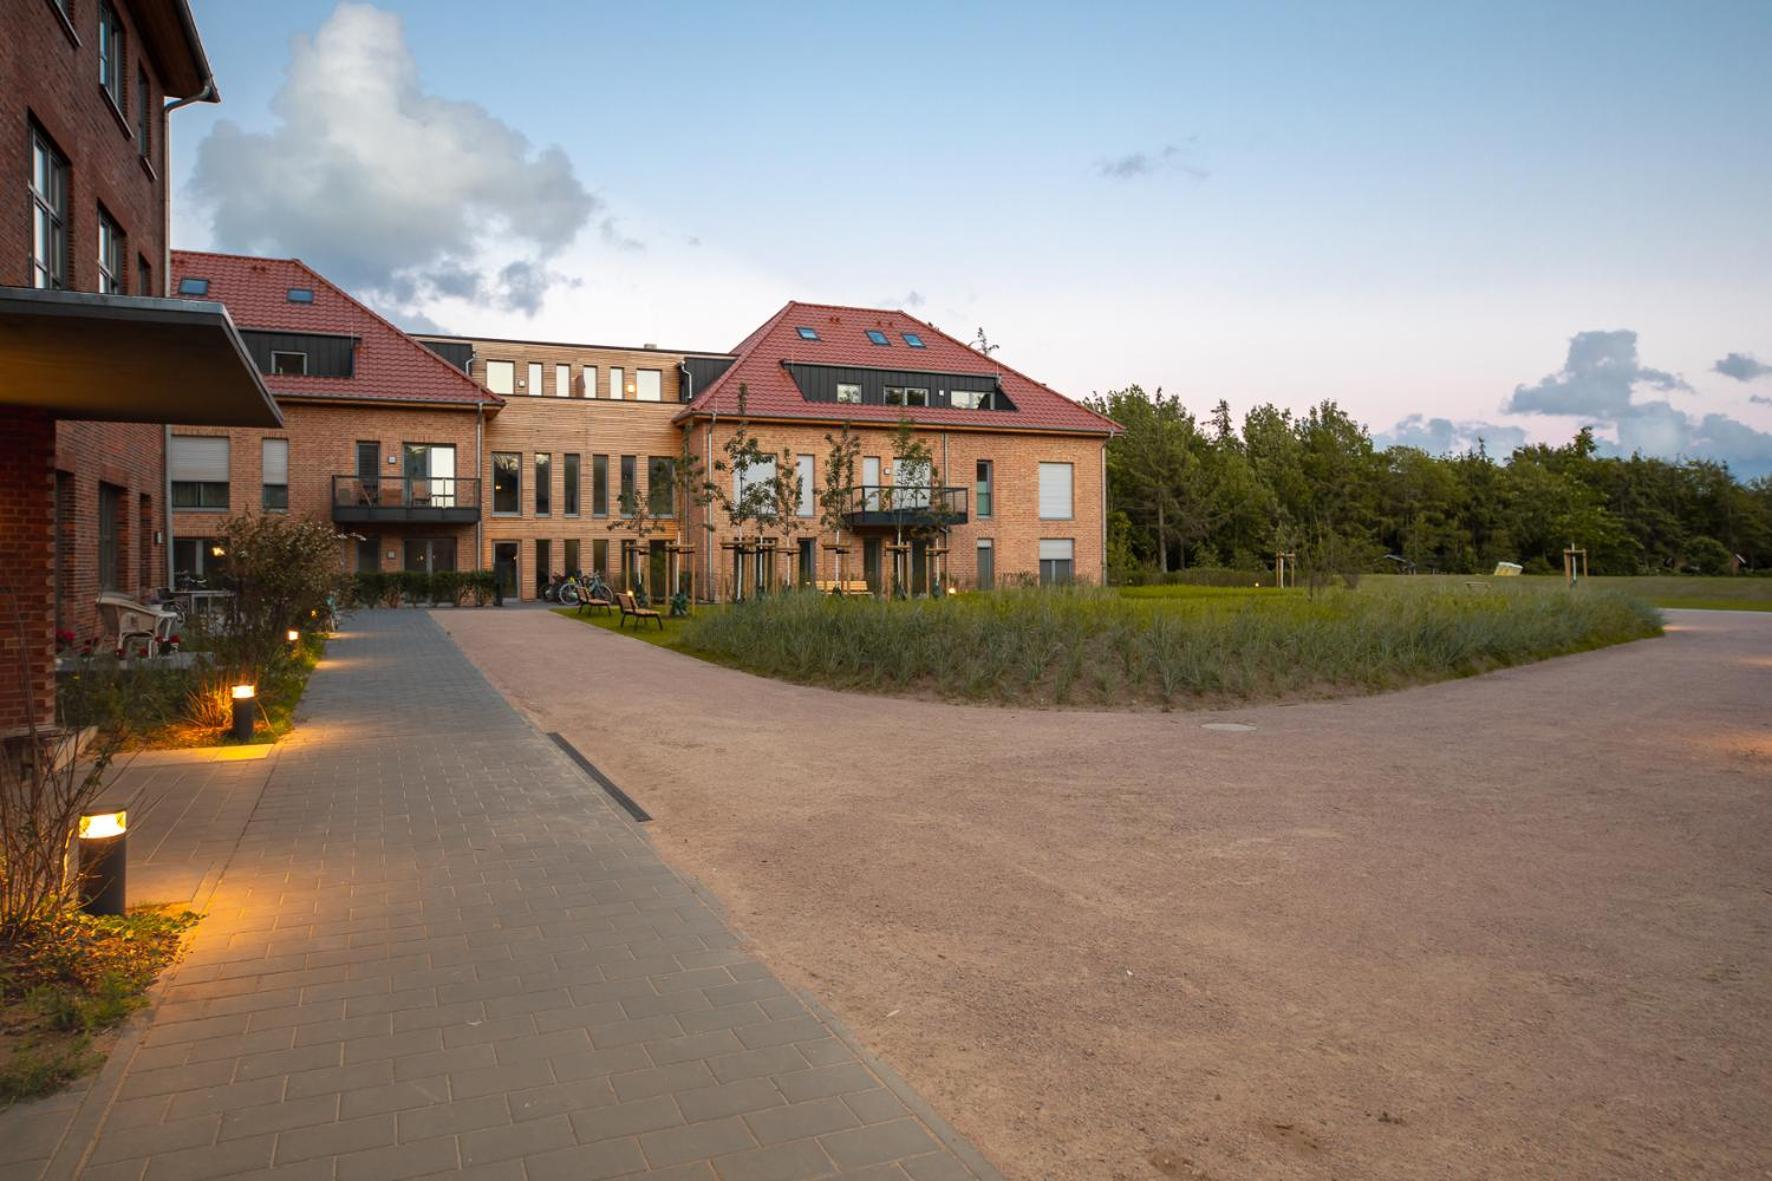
[166,251,503,581]
[0,0,278,735]
[419,304,1116,600]
[411,331,734,598]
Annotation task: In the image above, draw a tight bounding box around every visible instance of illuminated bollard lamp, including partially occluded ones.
[78,809,128,916]
[231,683,257,742]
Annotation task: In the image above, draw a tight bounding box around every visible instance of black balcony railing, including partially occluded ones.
[331,476,481,524]
[839,484,968,529]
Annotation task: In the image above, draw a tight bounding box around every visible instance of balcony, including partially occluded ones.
[331,476,481,525]
[840,485,969,530]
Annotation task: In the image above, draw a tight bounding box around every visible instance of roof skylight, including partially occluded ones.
[903,332,926,348]
[286,287,315,304]
[177,277,209,296]
[796,326,820,340]
[865,329,889,346]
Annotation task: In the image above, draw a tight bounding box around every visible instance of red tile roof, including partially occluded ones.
[676,301,1118,435]
[169,251,502,409]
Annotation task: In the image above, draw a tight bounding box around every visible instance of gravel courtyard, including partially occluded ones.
[440,607,1772,1180]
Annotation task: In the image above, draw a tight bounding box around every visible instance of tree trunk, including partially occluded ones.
[1156,499,1169,574]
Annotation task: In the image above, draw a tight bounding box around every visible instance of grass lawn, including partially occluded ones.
[0,908,197,1104]
[587,582,1661,708]
[1355,573,1772,612]
[551,604,699,650]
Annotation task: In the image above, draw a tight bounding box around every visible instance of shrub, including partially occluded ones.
[680,584,1662,708]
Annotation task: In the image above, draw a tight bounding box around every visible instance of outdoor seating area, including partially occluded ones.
[616,590,663,630]
[95,592,180,658]
[814,579,874,597]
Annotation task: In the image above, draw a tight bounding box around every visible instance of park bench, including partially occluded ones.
[616,591,663,630]
[576,591,613,616]
[814,579,873,597]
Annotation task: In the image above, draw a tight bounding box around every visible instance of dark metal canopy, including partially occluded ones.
[0,287,283,428]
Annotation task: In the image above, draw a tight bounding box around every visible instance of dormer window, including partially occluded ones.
[271,351,308,376]
[903,333,926,348]
[287,287,315,304]
[796,326,820,341]
[865,329,890,346]
[178,277,209,296]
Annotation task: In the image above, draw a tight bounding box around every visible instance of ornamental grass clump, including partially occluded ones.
[680,584,1661,708]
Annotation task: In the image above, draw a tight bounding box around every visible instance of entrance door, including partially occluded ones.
[910,539,928,595]
[862,537,882,593]
[535,539,551,598]
[357,441,380,505]
[862,457,881,510]
[493,542,518,599]
[405,444,456,508]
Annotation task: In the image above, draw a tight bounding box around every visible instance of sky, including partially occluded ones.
[170,1,1772,475]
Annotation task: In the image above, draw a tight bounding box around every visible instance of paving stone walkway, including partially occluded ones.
[0,609,994,1181]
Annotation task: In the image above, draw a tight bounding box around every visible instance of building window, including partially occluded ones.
[286,287,314,304]
[97,209,125,293]
[610,366,625,401]
[592,538,608,576]
[619,455,636,515]
[796,326,820,341]
[262,438,289,511]
[648,457,675,517]
[733,457,777,514]
[29,129,68,289]
[485,360,515,394]
[98,483,122,591]
[526,361,541,395]
[356,536,380,573]
[271,351,308,376]
[975,460,993,518]
[951,388,990,410]
[798,537,815,584]
[1039,539,1075,585]
[138,493,153,589]
[977,539,995,589]
[553,362,570,397]
[177,276,208,296]
[563,453,580,516]
[137,254,153,296]
[635,369,663,402]
[173,537,225,583]
[903,332,926,348]
[592,454,609,517]
[866,329,889,346]
[836,383,861,405]
[797,454,814,517]
[492,452,520,514]
[136,66,152,159]
[1038,461,1073,520]
[564,538,580,576]
[582,365,598,399]
[535,453,551,515]
[884,387,929,407]
[98,1,126,108]
[170,435,229,509]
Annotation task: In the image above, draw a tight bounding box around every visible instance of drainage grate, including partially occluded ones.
[547,732,652,822]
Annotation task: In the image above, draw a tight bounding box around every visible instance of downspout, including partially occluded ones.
[161,80,221,592]
[1100,435,1110,585]
[475,401,484,570]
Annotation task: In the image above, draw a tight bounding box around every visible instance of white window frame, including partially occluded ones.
[610,366,625,400]
[796,454,814,517]
[555,363,570,397]
[635,369,663,402]
[836,383,861,405]
[271,350,308,376]
[526,362,542,396]
[261,438,289,512]
[582,364,598,399]
[96,209,125,294]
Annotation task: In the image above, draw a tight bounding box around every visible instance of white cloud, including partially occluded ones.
[1376,414,1526,456]
[1505,329,1688,417]
[187,2,595,319]
[1714,352,1772,382]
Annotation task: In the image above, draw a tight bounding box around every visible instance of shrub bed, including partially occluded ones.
[679,585,1662,707]
[348,569,500,608]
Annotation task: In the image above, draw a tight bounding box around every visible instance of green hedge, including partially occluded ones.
[348,569,500,608]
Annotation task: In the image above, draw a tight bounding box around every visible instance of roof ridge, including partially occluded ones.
[685,300,797,412]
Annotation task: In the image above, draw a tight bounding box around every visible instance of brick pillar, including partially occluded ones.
[0,409,57,732]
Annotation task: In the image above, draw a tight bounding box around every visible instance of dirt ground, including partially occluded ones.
[436,607,1772,1180]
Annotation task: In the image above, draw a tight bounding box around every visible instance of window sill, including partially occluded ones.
[46,0,79,48]
[99,86,135,142]
[137,152,157,183]
[174,508,229,514]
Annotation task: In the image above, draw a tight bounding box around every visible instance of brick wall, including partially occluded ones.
[441,337,700,598]
[53,421,164,644]
[169,400,484,575]
[0,410,58,731]
[683,420,1108,595]
[1,0,169,292]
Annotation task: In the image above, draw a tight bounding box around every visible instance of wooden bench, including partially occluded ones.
[813,580,873,597]
[616,591,663,630]
[576,592,613,616]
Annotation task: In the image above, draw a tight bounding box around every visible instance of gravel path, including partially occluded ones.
[439,607,1772,1180]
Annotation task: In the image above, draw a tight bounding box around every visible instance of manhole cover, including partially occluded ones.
[1201,722,1257,732]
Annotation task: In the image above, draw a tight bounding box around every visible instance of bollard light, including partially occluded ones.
[78,809,128,916]
[286,628,300,645]
[231,683,257,742]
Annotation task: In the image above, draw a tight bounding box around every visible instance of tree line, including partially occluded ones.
[1086,387,1772,578]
